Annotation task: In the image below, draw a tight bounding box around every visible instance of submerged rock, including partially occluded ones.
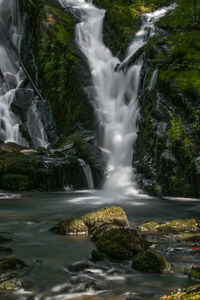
[0,258,26,273]
[132,250,170,273]
[0,248,13,255]
[50,217,88,235]
[96,228,149,261]
[0,236,12,244]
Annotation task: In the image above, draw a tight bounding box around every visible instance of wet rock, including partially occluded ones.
[138,221,160,233]
[96,228,149,261]
[176,233,200,245]
[81,206,129,231]
[51,217,88,235]
[190,267,200,280]
[0,247,13,255]
[160,284,200,299]
[0,236,12,243]
[132,250,170,273]
[91,249,107,262]
[139,219,197,234]
[68,259,96,272]
[0,142,26,153]
[91,223,123,242]
[0,278,22,291]
[0,258,26,273]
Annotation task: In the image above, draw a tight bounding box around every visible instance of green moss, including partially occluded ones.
[190,267,200,280]
[50,217,88,235]
[96,228,149,260]
[81,206,129,230]
[0,174,30,191]
[22,2,94,142]
[132,250,170,273]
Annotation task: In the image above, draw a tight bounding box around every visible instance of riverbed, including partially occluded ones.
[1,190,200,299]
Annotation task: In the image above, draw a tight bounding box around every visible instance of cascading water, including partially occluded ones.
[59,0,175,195]
[0,0,49,148]
[78,158,95,189]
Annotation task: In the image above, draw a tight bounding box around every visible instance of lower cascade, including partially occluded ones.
[0,0,49,148]
[59,0,175,195]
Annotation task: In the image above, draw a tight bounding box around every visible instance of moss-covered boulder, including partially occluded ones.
[138,221,160,233]
[139,219,197,234]
[176,233,200,245]
[81,206,129,231]
[91,223,123,242]
[51,206,128,236]
[160,284,200,299]
[0,259,25,273]
[96,228,149,260]
[132,250,170,273]
[50,217,88,235]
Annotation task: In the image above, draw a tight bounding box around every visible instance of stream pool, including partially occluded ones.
[0,190,200,299]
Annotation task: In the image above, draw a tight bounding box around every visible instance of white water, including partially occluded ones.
[0,0,48,147]
[59,0,175,195]
[78,158,95,189]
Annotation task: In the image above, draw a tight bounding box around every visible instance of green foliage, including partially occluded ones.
[0,174,30,191]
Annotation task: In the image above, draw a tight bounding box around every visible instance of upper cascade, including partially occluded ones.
[59,0,175,195]
[0,0,49,148]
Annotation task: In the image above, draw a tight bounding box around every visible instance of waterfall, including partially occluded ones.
[78,159,94,189]
[0,0,49,148]
[59,0,175,195]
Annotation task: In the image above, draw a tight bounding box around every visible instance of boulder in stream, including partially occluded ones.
[132,250,170,273]
[96,228,149,261]
[51,217,88,235]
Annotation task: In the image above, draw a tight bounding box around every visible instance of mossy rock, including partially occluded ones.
[0,174,30,191]
[138,221,160,233]
[0,279,22,291]
[91,249,107,262]
[159,219,197,233]
[176,233,200,245]
[81,206,129,230]
[96,228,149,261]
[139,219,197,234]
[160,284,200,299]
[50,217,88,235]
[0,258,26,273]
[91,224,123,242]
[132,250,170,273]
[0,143,26,154]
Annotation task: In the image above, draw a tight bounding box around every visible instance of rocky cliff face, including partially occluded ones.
[13,0,200,195]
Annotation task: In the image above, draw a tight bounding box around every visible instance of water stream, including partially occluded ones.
[0,0,48,148]
[59,0,175,195]
[1,191,200,299]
